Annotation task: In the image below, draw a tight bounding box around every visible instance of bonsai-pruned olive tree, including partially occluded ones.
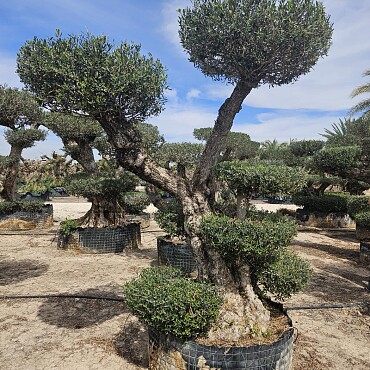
[17,0,332,342]
[316,116,370,192]
[44,112,138,227]
[194,127,260,161]
[0,85,46,201]
[215,161,307,219]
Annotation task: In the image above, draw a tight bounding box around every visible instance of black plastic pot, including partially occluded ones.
[58,222,141,253]
[0,204,53,229]
[157,236,196,274]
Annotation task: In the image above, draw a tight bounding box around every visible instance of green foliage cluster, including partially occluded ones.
[257,249,312,300]
[0,85,42,129]
[313,146,361,174]
[289,140,324,157]
[0,200,46,215]
[123,266,223,340]
[355,211,370,228]
[200,214,310,299]
[119,192,151,215]
[17,31,168,121]
[347,196,370,228]
[4,128,46,148]
[194,127,259,160]
[292,193,351,213]
[155,142,204,168]
[64,172,137,199]
[179,0,332,85]
[347,196,370,218]
[215,161,307,197]
[155,199,185,237]
[60,219,78,236]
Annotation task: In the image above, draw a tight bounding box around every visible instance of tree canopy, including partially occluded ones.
[179,0,332,85]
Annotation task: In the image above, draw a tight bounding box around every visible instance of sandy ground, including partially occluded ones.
[0,198,369,370]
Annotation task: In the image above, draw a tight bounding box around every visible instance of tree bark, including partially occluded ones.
[96,80,271,342]
[1,144,23,201]
[192,80,257,192]
[77,196,127,228]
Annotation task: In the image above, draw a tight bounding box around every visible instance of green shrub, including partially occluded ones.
[60,219,78,236]
[123,266,223,340]
[155,198,185,237]
[354,211,370,228]
[347,196,370,218]
[119,192,151,215]
[257,249,312,300]
[289,140,325,157]
[292,193,351,213]
[199,214,304,299]
[313,146,361,173]
[0,201,46,215]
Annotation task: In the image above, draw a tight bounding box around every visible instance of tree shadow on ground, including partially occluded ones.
[304,264,369,303]
[113,317,148,368]
[37,286,126,329]
[293,239,359,262]
[0,260,49,286]
[307,228,358,243]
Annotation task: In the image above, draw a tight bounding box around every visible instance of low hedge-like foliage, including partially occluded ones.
[155,198,185,237]
[123,266,222,340]
[119,192,151,215]
[354,211,370,228]
[0,200,46,215]
[60,219,78,236]
[292,193,351,213]
[199,214,310,299]
[257,249,312,300]
[347,196,370,218]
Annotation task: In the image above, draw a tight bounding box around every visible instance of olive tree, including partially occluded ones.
[215,161,307,219]
[0,85,46,200]
[17,0,332,342]
[44,113,139,227]
[315,116,370,193]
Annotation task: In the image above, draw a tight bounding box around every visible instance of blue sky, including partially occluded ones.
[0,0,370,159]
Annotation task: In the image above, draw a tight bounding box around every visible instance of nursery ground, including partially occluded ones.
[0,198,369,370]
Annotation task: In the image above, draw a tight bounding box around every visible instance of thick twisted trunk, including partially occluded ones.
[77,196,127,228]
[96,79,269,342]
[1,145,23,201]
[182,194,270,344]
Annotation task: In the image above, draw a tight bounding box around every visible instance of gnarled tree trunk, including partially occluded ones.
[77,196,127,228]
[1,145,23,201]
[98,79,271,342]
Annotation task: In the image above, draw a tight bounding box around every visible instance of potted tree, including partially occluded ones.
[0,85,51,229]
[17,0,333,366]
[43,113,141,253]
[348,196,370,264]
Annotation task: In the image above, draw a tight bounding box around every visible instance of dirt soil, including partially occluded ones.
[0,198,369,370]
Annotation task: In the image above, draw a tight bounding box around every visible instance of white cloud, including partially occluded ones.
[148,103,215,142]
[161,0,189,54]
[186,88,201,100]
[233,111,343,143]
[0,54,22,88]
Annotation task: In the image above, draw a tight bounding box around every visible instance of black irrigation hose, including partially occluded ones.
[285,300,370,312]
[1,294,368,311]
[0,294,125,302]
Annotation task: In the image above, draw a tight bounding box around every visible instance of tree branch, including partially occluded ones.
[192,80,256,191]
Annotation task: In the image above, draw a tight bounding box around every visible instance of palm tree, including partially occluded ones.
[350,68,370,119]
[320,118,351,145]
